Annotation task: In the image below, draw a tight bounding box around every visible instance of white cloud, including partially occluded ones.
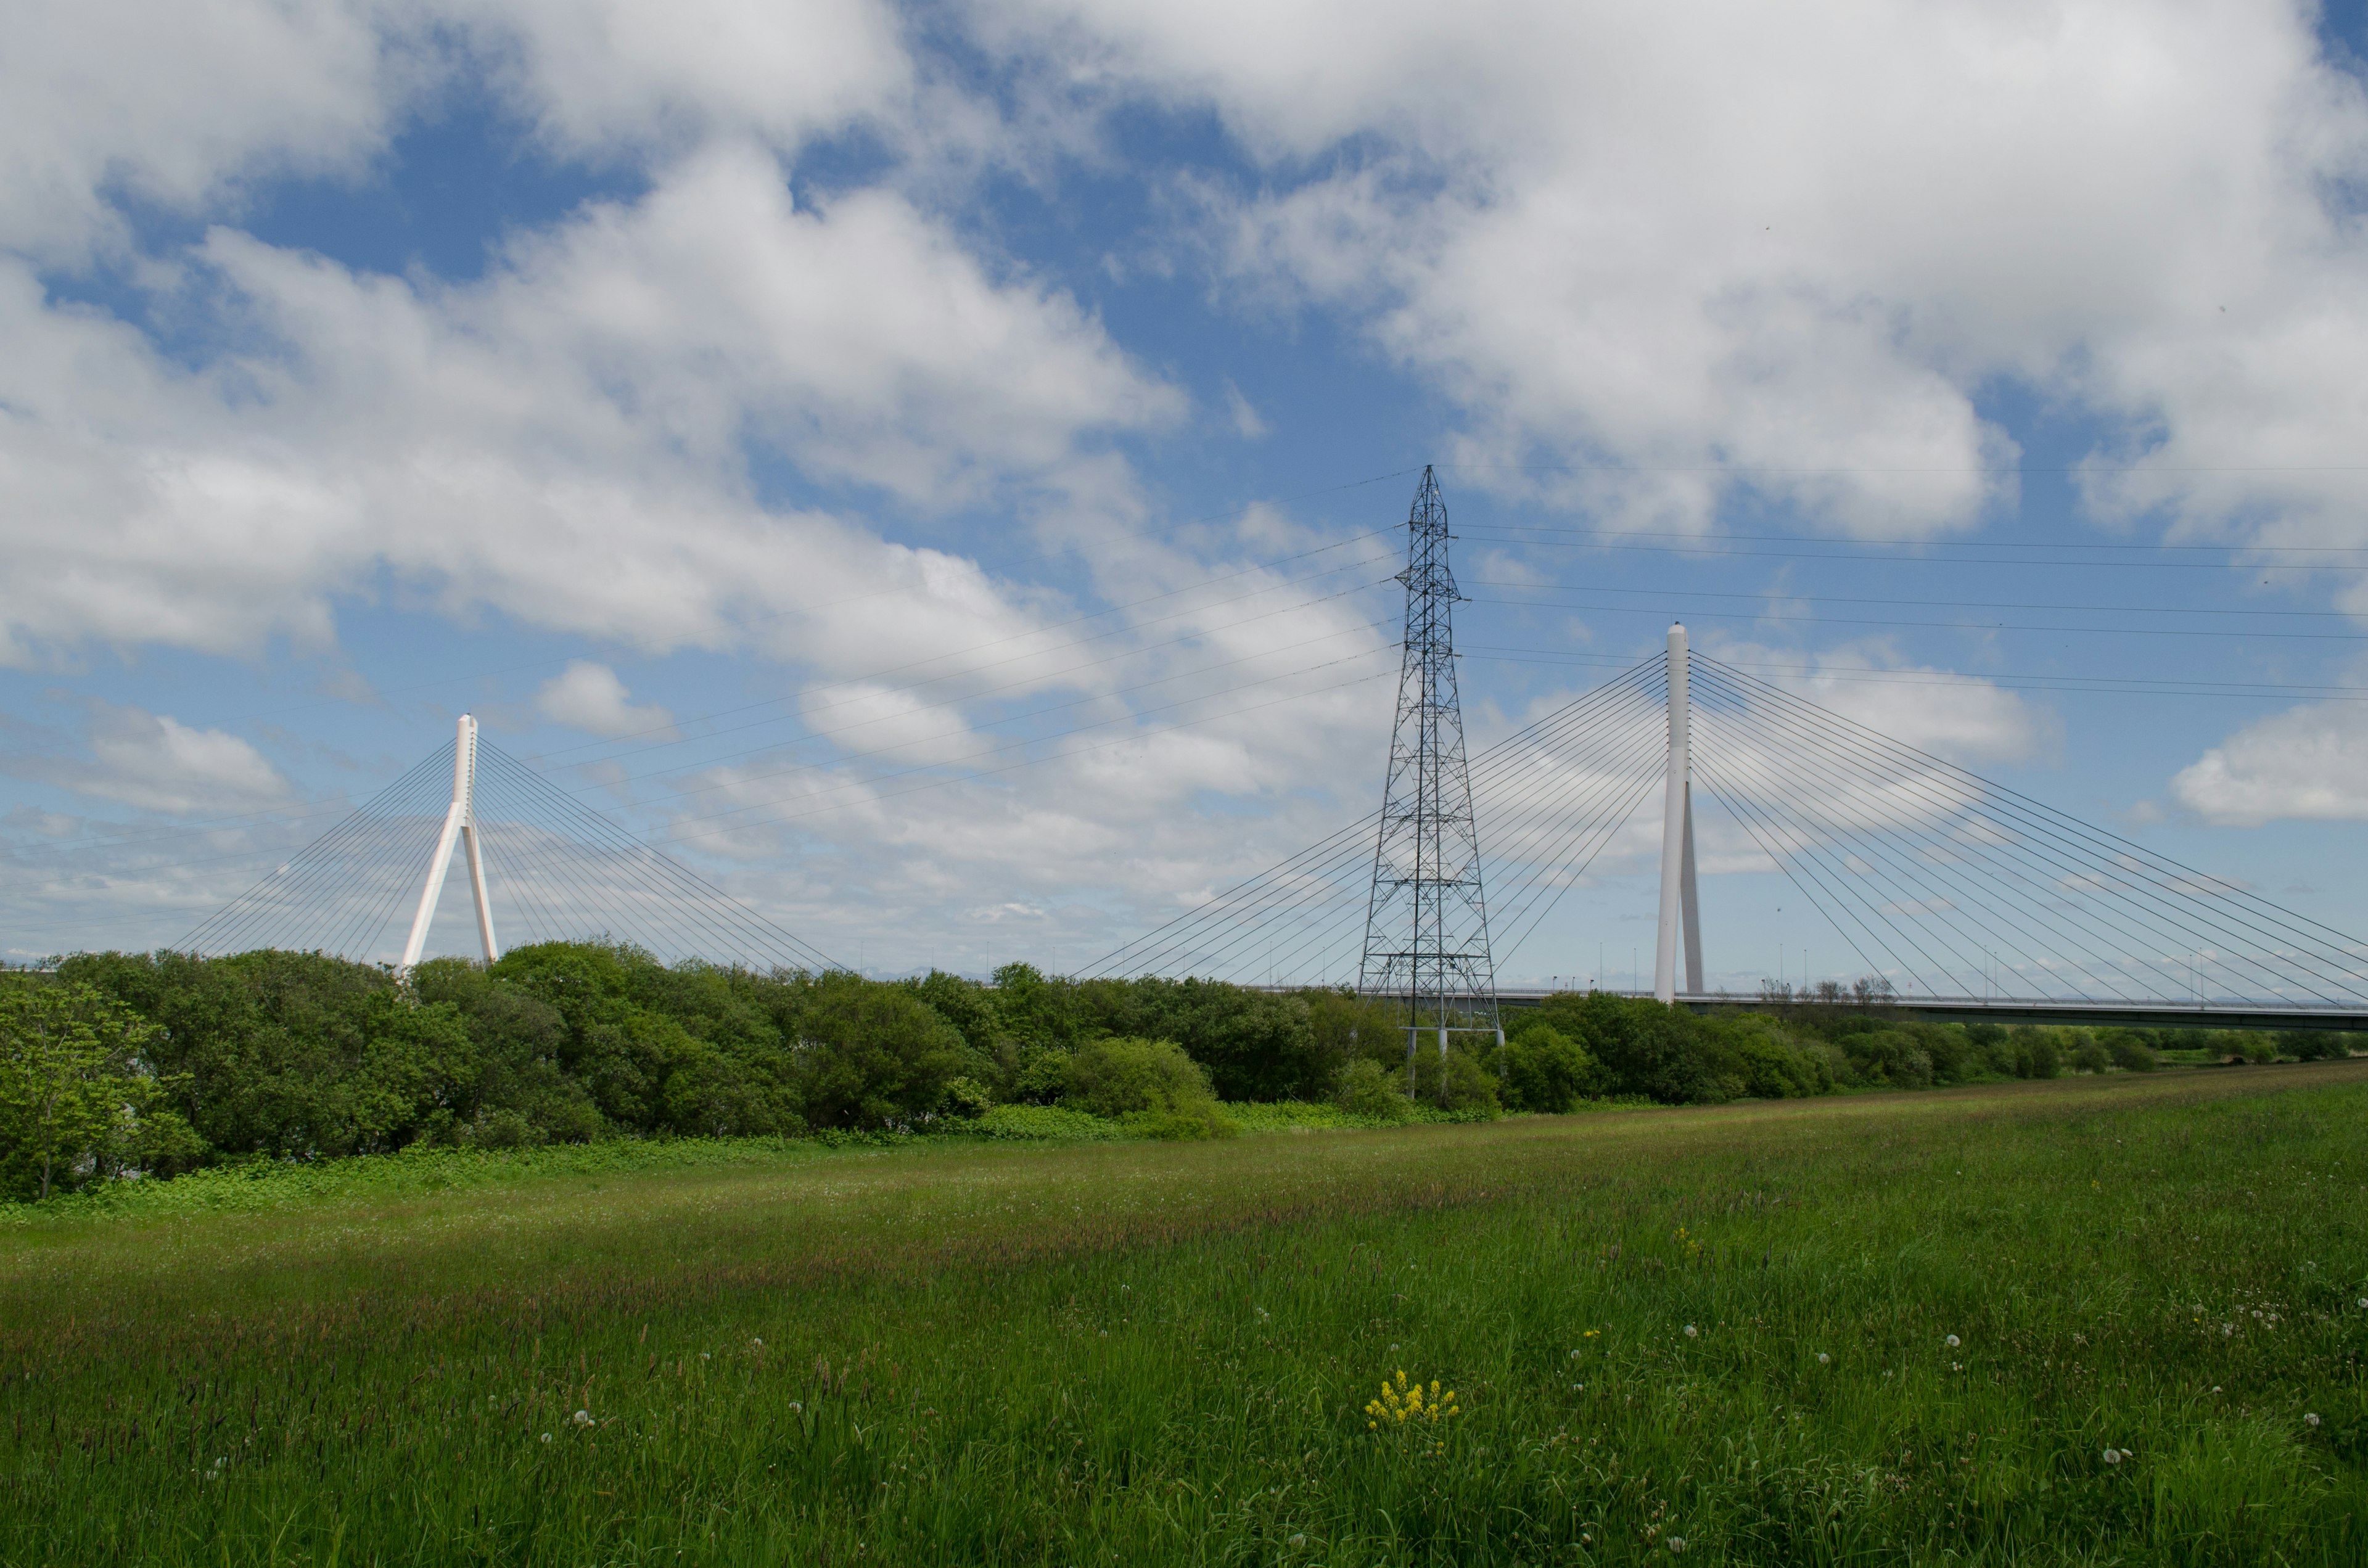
[0,143,1179,667]
[536,661,676,739]
[3,703,289,816]
[2173,699,2368,824]
[0,0,401,261]
[1695,638,2052,766]
[999,0,2368,542]
[470,0,913,158]
[1222,379,1268,439]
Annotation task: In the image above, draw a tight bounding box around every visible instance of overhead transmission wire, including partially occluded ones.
[1186,660,1667,982]
[1685,655,2368,1004]
[535,535,1404,771]
[15,527,1405,866]
[1693,656,2368,1002]
[1084,657,1672,982]
[1141,666,1666,985]
[1465,591,2368,643]
[582,575,1400,813]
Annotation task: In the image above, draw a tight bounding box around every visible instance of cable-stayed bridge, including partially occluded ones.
[174,467,2368,1033]
[1088,472,2368,1038]
[1086,632,2368,1029]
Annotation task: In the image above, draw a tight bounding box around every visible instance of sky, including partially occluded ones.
[8,0,2368,993]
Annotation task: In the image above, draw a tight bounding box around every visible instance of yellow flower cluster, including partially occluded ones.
[1673,1225,1703,1260]
[1365,1370,1461,1430]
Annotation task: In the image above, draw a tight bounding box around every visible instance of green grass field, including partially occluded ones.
[5,1065,2367,1566]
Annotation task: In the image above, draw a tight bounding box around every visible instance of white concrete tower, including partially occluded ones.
[400,713,500,971]
[1653,624,1703,1002]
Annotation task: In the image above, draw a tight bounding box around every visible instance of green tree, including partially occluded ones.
[0,979,197,1201]
[792,972,984,1130]
[1495,1023,1602,1112]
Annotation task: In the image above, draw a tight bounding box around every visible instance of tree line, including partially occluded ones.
[1,943,2353,1200]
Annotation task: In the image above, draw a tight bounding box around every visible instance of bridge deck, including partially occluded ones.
[1489,990,2368,1033]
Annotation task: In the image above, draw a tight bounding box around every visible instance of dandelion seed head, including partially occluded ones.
[1945,1334,1960,1348]
[1684,1324,1698,1339]
[2102,1448,2123,1465]
[2307,1413,2322,1428]
[1817,1353,1830,1365]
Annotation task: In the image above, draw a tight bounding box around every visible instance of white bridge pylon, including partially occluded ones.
[1653,622,1703,1003]
[400,713,499,971]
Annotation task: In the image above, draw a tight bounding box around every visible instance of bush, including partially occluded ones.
[1496,1025,1601,1112]
[941,1075,995,1118]
[1064,1036,1218,1120]
[792,972,985,1130]
[1334,1057,1420,1122]
[1397,1048,1500,1114]
[2102,1031,2160,1072]
[2071,1037,2113,1074]
[2277,1030,2351,1062]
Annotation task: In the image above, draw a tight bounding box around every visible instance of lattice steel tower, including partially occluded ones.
[1359,466,1502,1073]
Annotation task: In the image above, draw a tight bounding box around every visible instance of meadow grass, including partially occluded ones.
[4,1064,2366,1565]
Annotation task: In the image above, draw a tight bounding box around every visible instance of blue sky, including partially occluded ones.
[8,0,2368,995]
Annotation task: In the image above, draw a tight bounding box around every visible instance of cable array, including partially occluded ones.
[182,739,838,972]
[1687,655,2368,1005]
[1084,657,1669,983]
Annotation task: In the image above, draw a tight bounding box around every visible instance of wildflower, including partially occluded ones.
[1684,1324,1698,1339]
[1816,1353,1831,1365]
[1363,1369,1461,1429]
[751,1337,762,1348]
[540,1433,552,1443]
[2358,1297,2366,1310]
[1945,1335,1960,1348]
[2307,1413,2322,1429]
[572,1410,593,1427]
[1585,1329,1600,1338]
[1668,1538,1687,1554]
[2102,1448,2123,1465]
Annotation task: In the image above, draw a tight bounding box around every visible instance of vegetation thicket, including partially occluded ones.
[2,1067,2366,1563]
[0,943,2356,1202]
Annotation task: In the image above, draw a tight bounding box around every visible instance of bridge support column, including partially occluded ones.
[400,713,500,973]
[1655,624,1700,1003]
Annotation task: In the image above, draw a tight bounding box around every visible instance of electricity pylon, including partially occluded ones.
[1359,466,1501,1080]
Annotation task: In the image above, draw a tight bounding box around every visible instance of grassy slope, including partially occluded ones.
[4,1066,2366,1565]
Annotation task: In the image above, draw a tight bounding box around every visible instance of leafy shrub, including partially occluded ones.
[2102,1031,2160,1072]
[1064,1036,1217,1119]
[1495,1024,1601,1112]
[1397,1048,1500,1114]
[1333,1057,1419,1122]
[791,972,985,1130]
[941,1075,995,1118]
[2277,1029,2351,1062]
